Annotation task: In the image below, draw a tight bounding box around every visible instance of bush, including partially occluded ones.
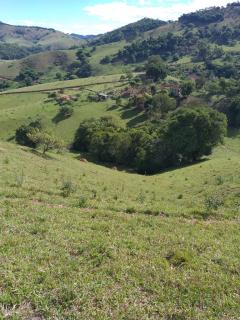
[180,80,195,97]
[78,196,88,208]
[61,179,76,197]
[145,56,167,82]
[204,195,223,212]
[15,120,42,148]
[59,105,74,118]
[28,130,64,154]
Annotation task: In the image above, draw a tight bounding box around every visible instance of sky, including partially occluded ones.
[0,0,232,35]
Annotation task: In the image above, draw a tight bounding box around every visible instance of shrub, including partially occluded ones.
[145,56,167,82]
[59,105,74,118]
[28,130,64,154]
[126,207,136,214]
[15,120,42,148]
[61,179,76,197]
[204,194,223,213]
[78,196,88,208]
[166,250,192,267]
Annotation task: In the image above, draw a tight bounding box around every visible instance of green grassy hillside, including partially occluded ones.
[0,74,137,142]
[0,136,240,318]
[0,50,76,81]
[2,3,239,86]
[1,5,240,318]
[0,42,128,83]
[0,21,83,49]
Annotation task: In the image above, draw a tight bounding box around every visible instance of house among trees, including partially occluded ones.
[98,92,109,100]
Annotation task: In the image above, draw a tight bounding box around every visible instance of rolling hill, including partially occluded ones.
[1,3,240,318]
[0,21,83,49]
[0,3,239,87]
[0,41,128,83]
[0,124,240,318]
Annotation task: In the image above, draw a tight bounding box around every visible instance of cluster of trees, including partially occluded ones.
[101,4,240,65]
[205,61,238,79]
[129,92,177,120]
[0,80,10,91]
[179,7,224,25]
[109,32,189,64]
[209,78,240,127]
[15,68,42,86]
[15,120,63,154]
[217,96,240,128]
[66,49,92,79]
[192,41,224,62]
[73,108,226,173]
[15,120,42,148]
[0,43,42,60]
[103,30,229,64]
[92,18,166,45]
[145,56,168,82]
[197,24,240,45]
[52,105,74,124]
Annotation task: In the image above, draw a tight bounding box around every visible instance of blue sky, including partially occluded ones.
[0,0,230,35]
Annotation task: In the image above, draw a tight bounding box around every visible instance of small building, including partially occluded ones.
[98,93,109,101]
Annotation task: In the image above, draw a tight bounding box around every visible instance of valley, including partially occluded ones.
[0,2,240,319]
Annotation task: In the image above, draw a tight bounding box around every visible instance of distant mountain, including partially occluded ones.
[91,18,167,45]
[71,34,96,41]
[179,2,240,25]
[102,2,240,64]
[0,21,84,60]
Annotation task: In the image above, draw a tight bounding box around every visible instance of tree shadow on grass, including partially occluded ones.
[120,106,148,127]
[52,112,69,124]
[121,107,140,120]
[107,104,120,111]
[127,113,148,127]
[23,148,56,160]
[227,128,240,138]
[150,158,210,176]
[7,135,15,142]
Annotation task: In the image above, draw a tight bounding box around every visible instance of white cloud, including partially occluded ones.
[10,19,114,36]
[11,0,231,35]
[84,0,231,26]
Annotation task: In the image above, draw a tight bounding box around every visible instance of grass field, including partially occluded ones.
[2,74,125,93]
[0,134,240,319]
[0,41,129,85]
[0,74,143,143]
[0,83,240,319]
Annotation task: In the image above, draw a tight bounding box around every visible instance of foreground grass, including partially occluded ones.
[1,201,239,319]
[0,136,240,319]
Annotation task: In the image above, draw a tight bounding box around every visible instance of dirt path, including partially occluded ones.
[0,79,128,96]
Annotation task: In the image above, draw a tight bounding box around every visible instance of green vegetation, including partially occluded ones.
[145,56,168,82]
[28,129,63,154]
[0,21,83,54]
[72,108,226,173]
[179,6,224,25]
[1,3,240,318]
[0,43,42,60]
[92,18,166,45]
[1,133,240,318]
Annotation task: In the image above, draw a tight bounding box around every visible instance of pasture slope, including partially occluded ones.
[0,74,134,143]
[0,133,240,318]
[0,77,240,319]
